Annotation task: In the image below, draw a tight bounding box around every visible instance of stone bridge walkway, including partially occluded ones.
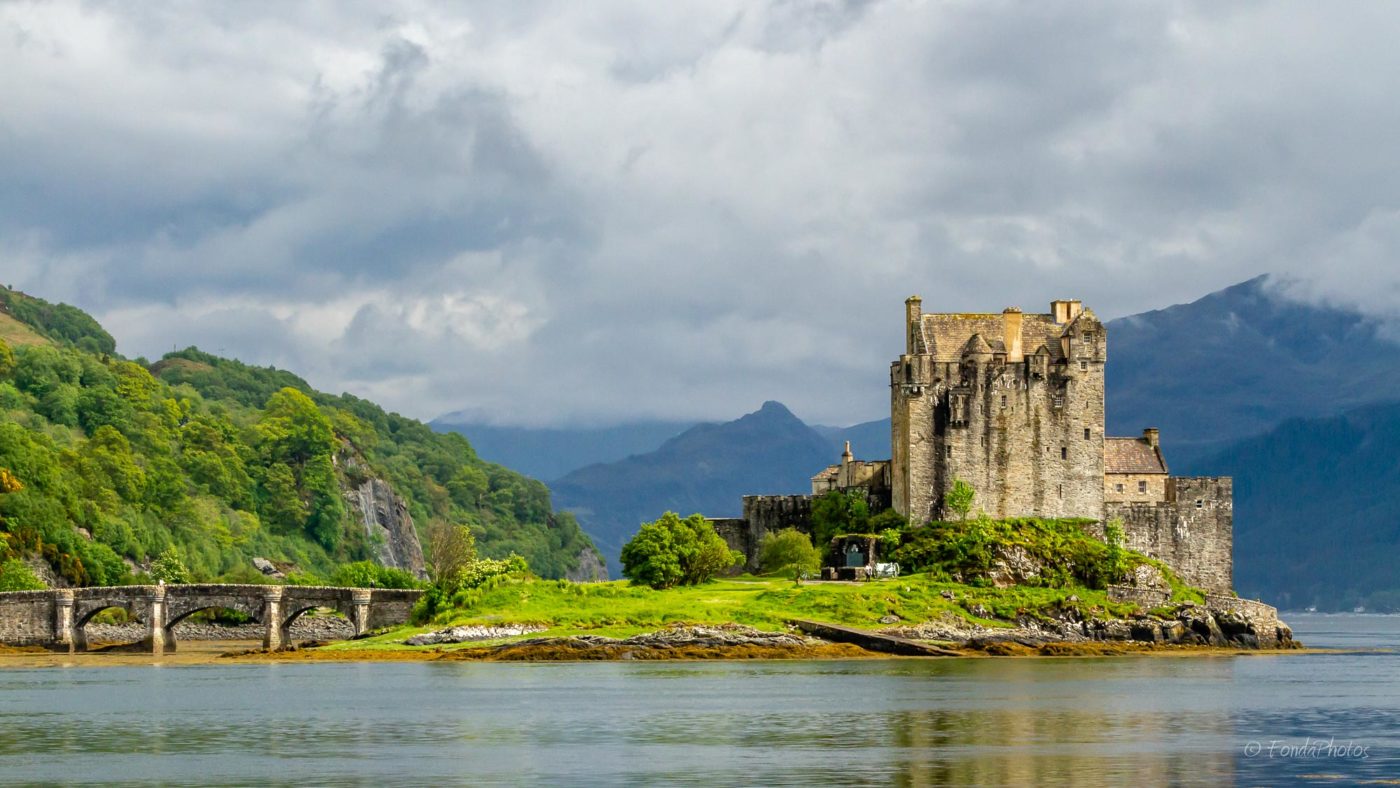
[0,584,422,654]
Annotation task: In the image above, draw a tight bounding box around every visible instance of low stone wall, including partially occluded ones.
[85,615,355,644]
[0,591,58,646]
[1106,584,1172,609]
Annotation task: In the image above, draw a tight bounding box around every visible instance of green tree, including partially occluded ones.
[330,561,422,589]
[258,388,335,465]
[425,519,477,590]
[621,512,739,589]
[0,558,45,591]
[944,479,976,522]
[1103,517,1128,583]
[261,462,307,530]
[811,490,871,549]
[757,528,821,576]
[150,546,191,584]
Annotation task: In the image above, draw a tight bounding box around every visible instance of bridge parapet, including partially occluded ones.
[0,585,423,654]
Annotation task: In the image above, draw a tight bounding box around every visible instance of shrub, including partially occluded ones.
[757,528,821,576]
[150,546,192,584]
[944,479,975,521]
[621,512,740,589]
[458,553,529,590]
[329,560,423,589]
[811,490,870,548]
[0,558,45,591]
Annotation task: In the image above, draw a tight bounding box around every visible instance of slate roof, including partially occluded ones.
[918,312,1072,362]
[1105,437,1168,474]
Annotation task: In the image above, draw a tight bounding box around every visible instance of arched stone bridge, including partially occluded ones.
[0,584,422,654]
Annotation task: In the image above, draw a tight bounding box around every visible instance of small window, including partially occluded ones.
[1115,483,1124,493]
[1058,484,1063,499]
[1138,480,1148,494]
[1196,499,1204,509]
[1052,395,1065,409]
[1084,428,1091,440]
[1000,394,1007,409]
[1079,360,1088,371]
[1061,447,1068,460]
[945,445,952,458]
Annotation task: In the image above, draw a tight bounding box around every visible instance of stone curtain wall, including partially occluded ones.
[1107,476,1233,593]
[712,493,891,571]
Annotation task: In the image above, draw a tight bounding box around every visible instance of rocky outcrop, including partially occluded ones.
[564,547,608,582]
[348,478,426,579]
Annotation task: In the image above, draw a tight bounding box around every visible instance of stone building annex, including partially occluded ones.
[713,297,1233,594]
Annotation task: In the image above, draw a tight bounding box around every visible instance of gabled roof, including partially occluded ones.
[920,312,1073,363]
[1105,437,1168,474]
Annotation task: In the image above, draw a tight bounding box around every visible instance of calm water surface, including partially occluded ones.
[1,614,1397,786]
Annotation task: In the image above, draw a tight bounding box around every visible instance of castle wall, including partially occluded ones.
[1106,476,1233,593]
[1105,473,1169,503]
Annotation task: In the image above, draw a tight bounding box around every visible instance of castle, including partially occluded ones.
[712,297,1233,593]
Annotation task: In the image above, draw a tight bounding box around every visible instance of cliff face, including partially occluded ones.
[564,547,608,582]
[349,478,427,579]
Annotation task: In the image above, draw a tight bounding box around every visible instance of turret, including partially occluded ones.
[905,295,922,355]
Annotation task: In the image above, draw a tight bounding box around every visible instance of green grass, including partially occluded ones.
[327,574,1139,652]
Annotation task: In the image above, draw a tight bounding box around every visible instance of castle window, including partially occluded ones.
[1196,499,1204,509]
[1058,484,1063,499]
[1138,480,1148,494]
[1115,483,1124,493]
[1001,395,1007,409]
[1061,447,1068,460]
[1052,395,1064,409]
[945,445,952,458]
[1084,428,1091,440]
[1079,360,1088,371]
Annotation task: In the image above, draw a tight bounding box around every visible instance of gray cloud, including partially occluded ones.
[4,1,1400,426]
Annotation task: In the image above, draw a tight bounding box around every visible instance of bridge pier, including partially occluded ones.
[141,587,168,655]
[351,590,372,637]
[53,590,75,653]
[262,588,286,651]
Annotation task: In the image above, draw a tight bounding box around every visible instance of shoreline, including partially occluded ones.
[0,637,1352,669]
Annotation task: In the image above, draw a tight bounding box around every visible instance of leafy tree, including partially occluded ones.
[811,490,870,549]
[258,388,335,466]
[1104,517,1128,583]
[0,467,20,494]
[944,479,976,522]
[621,512,739,589]
[150,546,191,584]
[757,528,821,576]
[0,558,45,591]
[426,519,477,590]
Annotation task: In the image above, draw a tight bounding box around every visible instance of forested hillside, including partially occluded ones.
[0,287,595,588]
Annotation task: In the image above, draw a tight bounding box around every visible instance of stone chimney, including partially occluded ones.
[1002,307,1023,362]
[1143,428,1160,451]
[905,295,922,355]
[1051,299,1084,324]
[842,440,853,463]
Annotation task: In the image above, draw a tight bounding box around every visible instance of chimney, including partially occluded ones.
[842,440,853,463]
[1002,307,1023,362]
[1051,300,1084,324]
[1143,428,1160,451]
[905,296,922,355]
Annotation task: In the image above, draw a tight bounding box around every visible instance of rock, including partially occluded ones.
[405,624,546,646]
[987,545,1042,587]
[1128,563,1170,591]
[879,615,900,624]
[252,558,284,578]
[564,547,609,582]
[967,604,993,619]
[940,590,956,600]
[348,478,427,579]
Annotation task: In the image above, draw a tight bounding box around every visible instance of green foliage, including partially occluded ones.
[0,339,14,379]
[329,561,424,589]
[757,528,821,576]
[459,554,530,590]
[1103,517,1128,584]
[621,512,740,589]
[0,293,596,589]
[810,490,870,549]
[150,546,191,584]
[944,479,975,521]
[0,558,46,591]
[893,516,1170,591]
[0,287,115,354]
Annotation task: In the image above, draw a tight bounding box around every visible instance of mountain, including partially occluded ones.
[430,418,696,481]
[1196,401,1400,611]
[550,401,837,568]
[811,418,891,461]
[1105,275,1400,469]
[0,286,598,588]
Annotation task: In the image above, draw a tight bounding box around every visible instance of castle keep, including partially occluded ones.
[713,296,1234,593]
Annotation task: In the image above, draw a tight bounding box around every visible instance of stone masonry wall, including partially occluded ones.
[1106,476,1233,594]
[0,592,55,646]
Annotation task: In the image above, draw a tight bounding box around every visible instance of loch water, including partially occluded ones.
[0,614,1397,786]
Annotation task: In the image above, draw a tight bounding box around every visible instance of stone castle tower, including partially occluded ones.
[891,297,1107,523]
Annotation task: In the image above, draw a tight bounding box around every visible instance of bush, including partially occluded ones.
[811,490,870,548]
[757,528,821,576]
[621,512,740,589]
[329,560,423,589]
[0,558,46,591]
[150,546,192,584]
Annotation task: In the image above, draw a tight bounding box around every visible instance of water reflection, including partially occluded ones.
[0,624,1397,787]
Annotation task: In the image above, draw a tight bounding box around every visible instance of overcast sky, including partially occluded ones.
[4,1,1398,427]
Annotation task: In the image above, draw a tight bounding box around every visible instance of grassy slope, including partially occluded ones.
[0,313,51,348]
[329,574,1141,652]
